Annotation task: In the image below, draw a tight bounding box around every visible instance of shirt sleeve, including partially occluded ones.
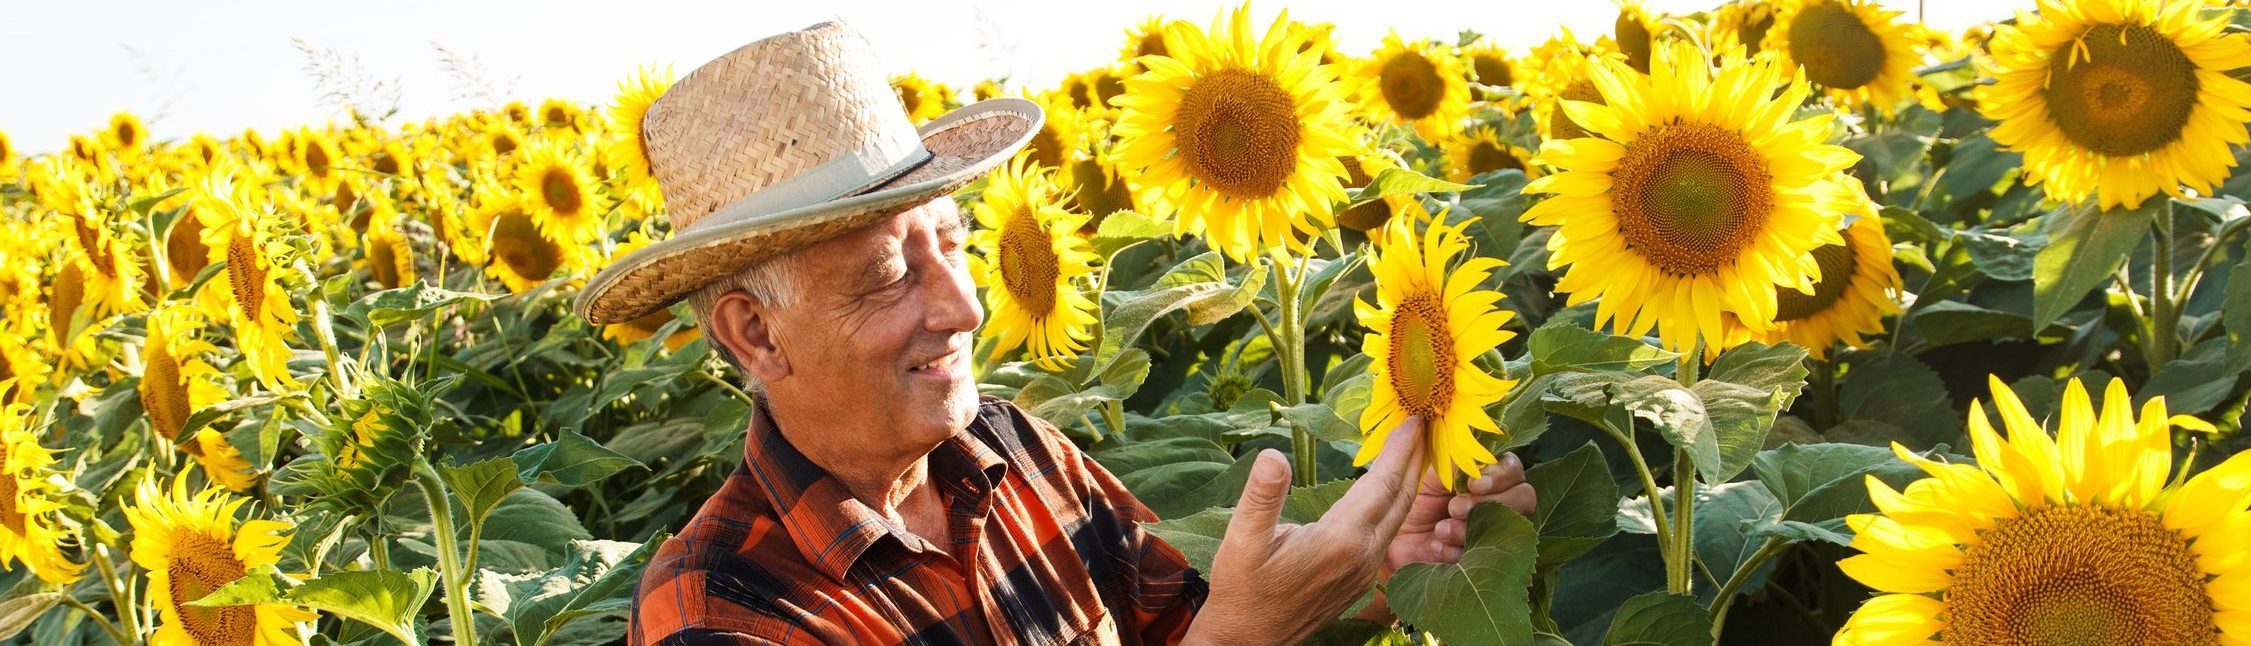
[1078,449,1210,644]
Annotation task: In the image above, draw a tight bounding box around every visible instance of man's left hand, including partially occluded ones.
[1385,453,1537,577]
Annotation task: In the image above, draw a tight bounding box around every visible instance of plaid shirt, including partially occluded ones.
[629,396,1208,645]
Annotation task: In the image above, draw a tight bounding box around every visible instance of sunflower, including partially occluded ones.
[599,233,701,351]
[537,97,578,130]
[974,79,1005,101]
[1755,210,1900,359]
[1460,41,1518,88]
[1524,32,1620,141]
[0,396,83,585]
[1353,33,1474,141]
[186,430,259,493]
[141,305,228,445]
[1113,6,1361,261]
[1978,0,2251,210]
[362,206,417,290]
[606,65,674,205]
[890,73,953,124]
[473,191,575,293]
[1355,216,1516,491]
[58,206,149,318]
[969,158,1100,369]
[1711,0,1781,57]
[193,166,303,391]
[1062,151,1138,227]
[126,472,316,646]
[0,129,17,179]
[107,111,149,155]
[1121,15,1172,69]
[294,127,344,195]
[484,121,523,160]
[515,137,604,245]
[1445,125,1543,184]
[1335,150,1420,233]
[1613,1,1663,73]
[1017,93,1090,172]
[1765,0,1920,112]
[1522,42,1863,354]
[1834,376,2247,646]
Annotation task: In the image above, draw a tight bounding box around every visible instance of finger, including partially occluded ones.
[1220,449,1292,555]
[1327,416,1426,528]
[1435,518,1466,546]
[1470,454,1526,495]
[1449,493,1474,521]
[1373,425,1430,539]
[1495,482,1538,518]
[1419,468,1450,497]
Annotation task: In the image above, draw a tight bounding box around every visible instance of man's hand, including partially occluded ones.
[1386,454,1537,574]
[1183,417,1428,646]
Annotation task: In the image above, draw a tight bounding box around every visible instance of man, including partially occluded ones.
[576,22,1536,645]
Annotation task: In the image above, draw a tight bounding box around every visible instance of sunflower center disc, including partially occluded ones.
[1467,141,1524,177]
[1612,122,1773,276]
[1945,505,2217,646]
[0,468,24,535]
[168,532,258,646]
[1177,68,1302,199]
[1025,123,1066,170]
[144,343,188,441]
[542,168,583,215]
[1788,1,1886,90]
[306,143,332,176]
[2045,24,2200,157]
[998,208,1060,315]
[225,235,267,321]
[370,236,402,288]
[1337,157,1391,231]
[1380,52,1446,120]
[1774,240,1858,321]
[1069,158,1134,221]
[1472,53,1513,87]
[1387,293,1457,420]
[493,209,562,281]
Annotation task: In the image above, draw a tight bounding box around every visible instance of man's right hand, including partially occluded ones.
[1182,417,1428,645]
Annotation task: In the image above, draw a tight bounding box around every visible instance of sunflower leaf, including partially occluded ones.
[1602,592,1712,646]
[513,428,646,487]
[2225,253,2251,373]
[289,568,439,646]
[1349,167,1478,205]
[2030,200,2157,331]
[1527,323,1676,375]
[0,592,59,641]
[1386,505,1539,646]
[342,282,499,330]
[1524,442,1618,569]
[476,538,662,646]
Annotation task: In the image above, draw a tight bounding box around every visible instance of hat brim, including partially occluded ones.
[575,98,1044,325]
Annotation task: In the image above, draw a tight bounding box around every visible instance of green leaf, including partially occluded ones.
[1122,450,1259,520]
[1835,353,1960,449]
[2225,253,2251,373]
[1349,167,1478,204]
[513,428,647,487]
[290,568,440,646]
[0,593,61,641]
[2031,200,2156,330]
[1908,300,2065,349]
[1528,323,1677,375]
[1524,443,1619,568]
[1457,170,1534,262]
[1688,481,1782,584]
[1602,593,1713,646]
[1089,209,1170,260]
[1271,402,1362,445]
[185,570,288,606]
[439,457,525,539]
[1387,505,1539,646]
[1089,252,1267,378]
[478,538,663,646]
[2141,337,2242,415]
[343,282,500,329]
[1751,443,1901,511]
[1018,349,1151,425]
[1609,376,1721,481]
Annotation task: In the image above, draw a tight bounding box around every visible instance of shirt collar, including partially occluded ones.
[738,400,1010,581]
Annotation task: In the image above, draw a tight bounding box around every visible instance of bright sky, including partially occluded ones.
[0,0,2028,155]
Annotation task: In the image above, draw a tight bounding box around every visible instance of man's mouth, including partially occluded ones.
[909,346,963,378]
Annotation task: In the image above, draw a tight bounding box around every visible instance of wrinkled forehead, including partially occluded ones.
[796,198,965,280]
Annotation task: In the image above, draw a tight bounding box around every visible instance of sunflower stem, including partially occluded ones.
[56,593,131,645]
[1598,420,1676,589]
[412,458,479,646]
[2149,210,2178,367]
[1269,256,1318,487]
[2174,216,2251,307]
[92,543,142,639]
[1670,448,1695,595]
[1709,535,1790,642]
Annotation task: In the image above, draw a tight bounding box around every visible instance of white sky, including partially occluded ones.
[0,0,2027,155]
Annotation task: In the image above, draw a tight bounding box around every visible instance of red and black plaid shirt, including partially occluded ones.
[630,396,1208,645]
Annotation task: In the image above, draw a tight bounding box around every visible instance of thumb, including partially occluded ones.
[1222,449,1291,551]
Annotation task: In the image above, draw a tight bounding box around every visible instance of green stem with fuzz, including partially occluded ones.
[1270,256,1317,487]
[2150,212,2178,367]
[1709,535,1791,642]
[413,459,479,646]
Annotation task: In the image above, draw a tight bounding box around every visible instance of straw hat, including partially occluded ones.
[575,21,1043,324]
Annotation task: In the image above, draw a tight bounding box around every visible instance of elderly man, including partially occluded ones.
[576,23,1535,645]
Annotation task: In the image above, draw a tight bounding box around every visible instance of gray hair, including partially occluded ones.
[688,252,805,393]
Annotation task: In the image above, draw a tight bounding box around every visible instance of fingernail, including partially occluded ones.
[1253,449,1287,485]
[1503,453,1521,469]
[1473,476,1495,492]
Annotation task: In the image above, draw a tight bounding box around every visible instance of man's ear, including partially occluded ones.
[710,290,790,384]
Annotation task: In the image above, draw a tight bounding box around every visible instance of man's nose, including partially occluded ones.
[926,255,984,334]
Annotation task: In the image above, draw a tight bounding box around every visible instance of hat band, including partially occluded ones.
[690,137,934,232]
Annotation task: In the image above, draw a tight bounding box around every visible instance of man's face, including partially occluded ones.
[759,199,983,451]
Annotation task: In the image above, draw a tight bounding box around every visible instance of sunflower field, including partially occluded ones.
[6,0,2251,644]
